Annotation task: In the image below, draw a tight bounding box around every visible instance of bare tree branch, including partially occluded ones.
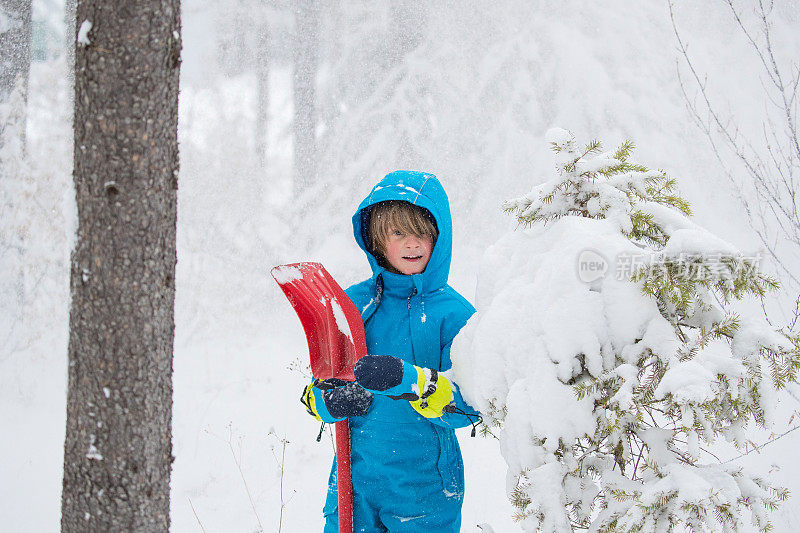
[668,1,800,323]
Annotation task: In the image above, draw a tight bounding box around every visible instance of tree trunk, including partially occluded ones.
[0,0,31,102]
[0,0,31,345]
[319,0,342,137]
[60,1,181,531]
[0,0,32,144]
[292,0,318,193]
[63,0,76,108]
[256,22,270,169]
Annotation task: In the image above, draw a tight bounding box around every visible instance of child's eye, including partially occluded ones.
[393,230,403,236]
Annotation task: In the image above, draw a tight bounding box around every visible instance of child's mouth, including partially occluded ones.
[403,255,423,262]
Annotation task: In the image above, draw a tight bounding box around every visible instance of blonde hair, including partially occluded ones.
[369,201,438,259]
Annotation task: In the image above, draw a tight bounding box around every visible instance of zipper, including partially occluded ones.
[408,287,419,366]
[407,287,417,309]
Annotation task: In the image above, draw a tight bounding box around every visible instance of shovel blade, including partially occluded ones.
[271,262,367,381]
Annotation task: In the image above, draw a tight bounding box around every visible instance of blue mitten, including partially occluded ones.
[301,378,373,423]
[353,355,410,395]
[354,355,453,418]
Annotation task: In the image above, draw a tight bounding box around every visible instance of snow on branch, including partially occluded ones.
[452,129,800,532]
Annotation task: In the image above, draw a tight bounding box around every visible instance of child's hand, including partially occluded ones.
[354,355,453,418]
[301,379,373,423]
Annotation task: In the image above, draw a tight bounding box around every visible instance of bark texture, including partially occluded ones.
[61,1,181,531]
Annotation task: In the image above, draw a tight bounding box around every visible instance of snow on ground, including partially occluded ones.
[170,312,328,532]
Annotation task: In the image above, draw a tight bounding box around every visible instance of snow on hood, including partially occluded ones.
[352,170,453,293]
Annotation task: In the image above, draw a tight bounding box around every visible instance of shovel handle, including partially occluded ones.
[335,419,353,533]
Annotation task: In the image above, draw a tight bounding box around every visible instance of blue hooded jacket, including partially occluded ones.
[323,171,479,532]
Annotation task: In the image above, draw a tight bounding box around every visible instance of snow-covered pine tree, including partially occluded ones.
[451,128,800,532]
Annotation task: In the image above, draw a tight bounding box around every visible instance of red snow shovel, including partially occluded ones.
[271,262,367,533]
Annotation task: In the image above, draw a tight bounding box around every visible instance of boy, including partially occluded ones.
[302,170,480,532]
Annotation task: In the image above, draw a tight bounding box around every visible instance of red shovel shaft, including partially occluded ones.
[336,420,353,532]
[271,262,365,533]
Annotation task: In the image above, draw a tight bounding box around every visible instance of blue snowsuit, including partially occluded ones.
[323,170,479,532]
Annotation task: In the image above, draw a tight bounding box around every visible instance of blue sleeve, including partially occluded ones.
[309,387,346,423]
[427,339,482,430]
[428,289,481,430]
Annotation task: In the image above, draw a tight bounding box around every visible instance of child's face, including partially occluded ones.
[383,229,434,275]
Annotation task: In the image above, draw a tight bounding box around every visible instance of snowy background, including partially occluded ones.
[2,1,799,531]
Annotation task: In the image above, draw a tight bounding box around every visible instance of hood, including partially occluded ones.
[352,170,453,293]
